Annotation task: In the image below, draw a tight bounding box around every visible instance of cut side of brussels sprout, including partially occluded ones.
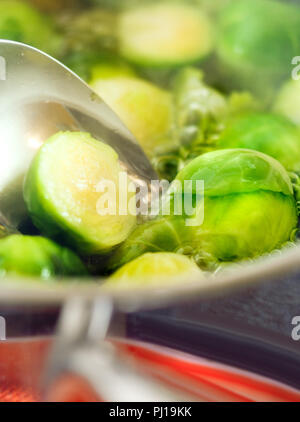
[90,62,136,82]
[109,149,298,270]
[119,2,214,68]
[24,131,136,255]
[108,252,203,286]
[217,113,300,172]
[0,235,88,279]
[90,76,174,157]
[0,0,61,56]
[274,80,300,126]
[63,53,135,83]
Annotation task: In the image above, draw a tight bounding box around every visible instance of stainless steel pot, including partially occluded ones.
[0,0,300,400]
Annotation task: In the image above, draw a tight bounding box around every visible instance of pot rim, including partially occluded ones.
[0,243,299,311]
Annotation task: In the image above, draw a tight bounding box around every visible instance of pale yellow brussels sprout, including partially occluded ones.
[108,252,203,287]
[119,2,214,68]
[89,62,136,82]
[90,75,174,157]
[24,131,136,256]
[274,79,300,126]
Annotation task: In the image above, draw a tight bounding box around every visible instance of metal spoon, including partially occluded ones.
[0,40,157,229]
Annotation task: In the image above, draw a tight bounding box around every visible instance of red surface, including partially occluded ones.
[0,338,50,402]
[0,385,38,402]
[46,375,102,402]
[0,338,299,402]
[117,341,300,402]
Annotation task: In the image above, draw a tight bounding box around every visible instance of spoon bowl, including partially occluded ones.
[0,40,157,229]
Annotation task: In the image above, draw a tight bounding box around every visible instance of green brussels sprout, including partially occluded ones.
[59,7,121,79]
[0,235,88,279]
[59,8,117,65]
[23,131,137,256]
[90,75,174,157]
[217,0,300,94]
[152,67,227,181]
[108,252,203,287]
[173,67,227,152]
[217,113,300,172]
[119,2,214,68]
[153,67,260,181]
[62,51,109,82]
[273,80,300,126]
[108,216,188,270]
[0,0,61,56]
[109,149,298,270]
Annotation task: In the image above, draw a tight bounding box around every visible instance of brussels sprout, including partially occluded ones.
[0,235,88,279]
[59,8,117,64]
[0,0,61,56]
[273,80,300,126]
[108,216,188,270]
[153,68,260,181]
[62,51,109,82]
[23,131,136,256]
[109,149,298,270]
[119,2,214,68]
[90,61,136,82]
[63,51,134,82]
[90,75,174,157]
[108,252,203,286]
[173,67,227,152]
[217,0,300,94]
[217,113,300,172]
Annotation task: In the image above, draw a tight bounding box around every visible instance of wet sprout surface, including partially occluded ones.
[1,0,300,287]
